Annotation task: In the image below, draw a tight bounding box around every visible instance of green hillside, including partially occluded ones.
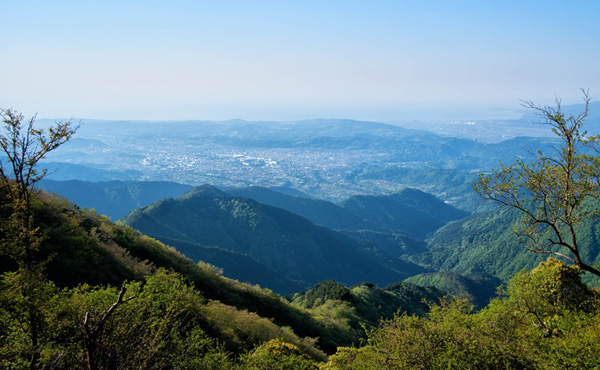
[0,190,362,353]
[122,185,426,289]
[225,186,372,231]
[340,230,427,257]
[409,206,600,286]
[340,188,469,239]
[153,236,305,295]
[404,272,503,308]
[290,280,443,343]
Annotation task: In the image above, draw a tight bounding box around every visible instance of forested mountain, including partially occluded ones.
[151,236,305,294]
[0,188,455,367]
[404,272,503,308]
[122,185,426,290]
[340,188,469,239]
[225,186,372,231]
[291,280,443,332]
[341,230,428,256]
[225,186,468,241]
[408,206,600,286]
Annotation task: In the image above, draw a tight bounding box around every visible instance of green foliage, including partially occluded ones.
[0,269,331,368]
[475,92,600,278]
[404,271,502,308]
[409,202,600,294]
[291,280,443,349]
[239,339,318,370]
[1,270,236,368]
[122,184,419,290]
[340,188,469,239]
[324,259,600,369]
[503,259,597,337]
[294,281,352,309]
[0,108,77,369]
[0,272,64,369]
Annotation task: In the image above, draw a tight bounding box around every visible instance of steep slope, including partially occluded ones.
[340,188,469,239]
[122,185,425,288]
[290,280,443,342]
[38,179,193,220]
[153,236,304,294]
[404,272,502,308]
[341,230,428,256]
[409,206,600,285]
[0,190,350,353]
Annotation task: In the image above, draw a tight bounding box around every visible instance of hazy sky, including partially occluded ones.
[1,1,599,121]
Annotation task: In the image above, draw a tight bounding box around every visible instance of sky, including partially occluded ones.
[1,0,599,121]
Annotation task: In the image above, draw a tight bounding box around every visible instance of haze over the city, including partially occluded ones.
[1,0,599,121]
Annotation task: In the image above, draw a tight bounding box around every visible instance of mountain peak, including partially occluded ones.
[180,184,228,200]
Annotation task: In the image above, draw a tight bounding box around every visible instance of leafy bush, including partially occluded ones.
[240,339,318,370]
[324,259,600,369]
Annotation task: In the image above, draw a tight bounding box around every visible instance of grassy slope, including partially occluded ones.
[0,191,343,354]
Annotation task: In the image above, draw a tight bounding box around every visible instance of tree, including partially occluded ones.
[81,286,134,370]
[474,90,600,278]
[0,108,77,263]
[0,108,77,369]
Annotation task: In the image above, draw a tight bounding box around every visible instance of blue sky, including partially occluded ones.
[1,0,599,121]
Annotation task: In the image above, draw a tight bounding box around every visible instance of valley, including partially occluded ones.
[34,113,600,303]
[38,118,565,208]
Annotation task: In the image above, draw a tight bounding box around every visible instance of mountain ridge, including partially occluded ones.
[123,184,427,290]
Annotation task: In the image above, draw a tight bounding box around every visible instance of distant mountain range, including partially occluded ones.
[38,117,565,207]
[225,186,373,231]
[227,186,468,239]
